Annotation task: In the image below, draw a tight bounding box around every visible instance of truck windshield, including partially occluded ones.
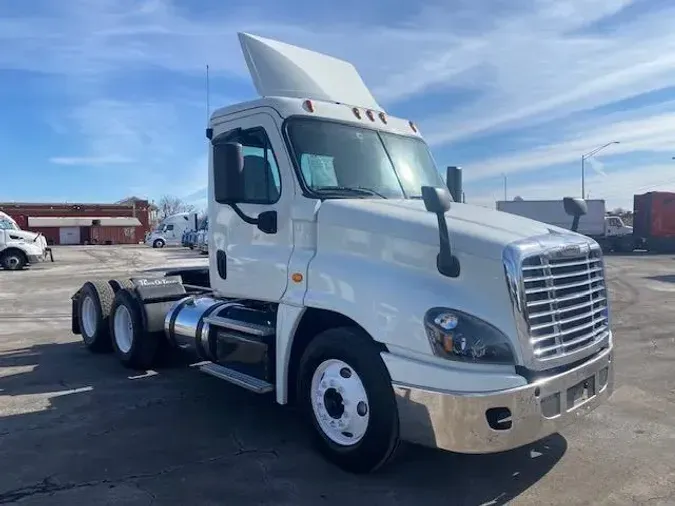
[286,118,445,199]
[0,218,19,230]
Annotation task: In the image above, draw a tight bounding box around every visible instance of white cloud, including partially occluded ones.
[462,110,675,182]
[49,155,135,166]
[3,0,675,208]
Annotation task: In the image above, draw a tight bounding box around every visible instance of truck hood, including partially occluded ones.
[317,199,577,260]
[6,229,41,243]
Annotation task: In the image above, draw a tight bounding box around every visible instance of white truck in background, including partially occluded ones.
[0,211,52,270]
[70,33,615,473]
[146,212,199,248]
[497,199,635,252]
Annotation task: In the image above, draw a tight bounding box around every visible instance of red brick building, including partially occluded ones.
[0,197,156,245]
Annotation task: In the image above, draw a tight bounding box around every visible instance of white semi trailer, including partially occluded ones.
[70,33,615,474]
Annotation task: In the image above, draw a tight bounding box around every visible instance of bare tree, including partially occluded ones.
[157,195,195,220]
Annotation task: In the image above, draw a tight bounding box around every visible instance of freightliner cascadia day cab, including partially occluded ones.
[70,33,615,474]
[0,211,52,270]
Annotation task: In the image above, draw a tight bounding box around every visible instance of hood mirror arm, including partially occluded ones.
[421,186,460,278]
[563,197,588,233]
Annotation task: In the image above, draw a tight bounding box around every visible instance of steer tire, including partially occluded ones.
[296,326,400,474]
[77,280,115,353]
[109,288,160,370]
[0,249,27,271]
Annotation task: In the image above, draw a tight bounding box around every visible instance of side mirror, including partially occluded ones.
[257,210,278,234]
[422,186,452,214]
[211,140,278,235]
[563,197,587,233]
[445,166,462,202]
[213,142,245,204]
[421,186,460,278]
[563,197,587,217]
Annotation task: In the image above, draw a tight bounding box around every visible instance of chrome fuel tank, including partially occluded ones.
[164,295,233,359]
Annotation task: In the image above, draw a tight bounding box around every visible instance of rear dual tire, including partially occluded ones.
[109,289,161,370]
[77,279,159,369]
[297,327,401,474]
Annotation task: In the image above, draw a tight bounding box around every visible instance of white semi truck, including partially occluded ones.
[0,211,52,270]
[70,33,615,474]
[146,212,199,248]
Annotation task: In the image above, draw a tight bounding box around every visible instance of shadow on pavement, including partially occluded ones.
[0,341,566,505]
[644,274,675,284]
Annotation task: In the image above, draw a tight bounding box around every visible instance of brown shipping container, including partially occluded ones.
[90,226,137,245]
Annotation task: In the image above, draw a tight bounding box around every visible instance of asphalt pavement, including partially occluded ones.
[0,245,674,505]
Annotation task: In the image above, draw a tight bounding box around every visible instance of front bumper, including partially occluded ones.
[27,248,51,263]
[392,344,614,454]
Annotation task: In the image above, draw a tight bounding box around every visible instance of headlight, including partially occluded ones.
[424,308,515,365]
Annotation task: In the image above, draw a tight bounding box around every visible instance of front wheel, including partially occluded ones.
[297,327,400,474]
[153,239,165,249]
[1,250,27,271]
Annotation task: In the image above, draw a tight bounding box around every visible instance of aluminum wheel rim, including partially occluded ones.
[81,296,97,337]
[113,305,133,353]
[310,359,370,446]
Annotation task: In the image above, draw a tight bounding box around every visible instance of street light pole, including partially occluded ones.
[581,141,620,198]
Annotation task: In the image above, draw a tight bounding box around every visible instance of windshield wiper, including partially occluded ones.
[313,186,387,198]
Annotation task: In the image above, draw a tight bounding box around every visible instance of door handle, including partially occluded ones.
[217,250,227,279]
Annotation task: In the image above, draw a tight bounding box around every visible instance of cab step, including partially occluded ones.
[196,361,274,394]
[203,315,275,337]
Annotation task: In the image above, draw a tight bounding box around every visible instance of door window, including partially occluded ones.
[215,127,282,204]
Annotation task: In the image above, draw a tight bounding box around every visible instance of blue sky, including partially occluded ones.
[2,0,675,211]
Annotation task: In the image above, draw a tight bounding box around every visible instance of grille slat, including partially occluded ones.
[521,246,609,362]
[522,257,601,271]
[528,296,607,319]
[524,265,603,283]
[524,274,604,295]
[530,304,607,332]
[526,284,605,308]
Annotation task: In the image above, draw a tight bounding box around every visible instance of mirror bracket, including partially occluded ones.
[421,186,460,278]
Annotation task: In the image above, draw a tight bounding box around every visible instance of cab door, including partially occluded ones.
[208,110,294,302]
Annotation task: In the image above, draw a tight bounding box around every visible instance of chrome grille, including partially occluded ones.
[521,247,609,362]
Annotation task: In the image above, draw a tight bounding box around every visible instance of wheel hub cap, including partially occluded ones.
[310,359,370,446]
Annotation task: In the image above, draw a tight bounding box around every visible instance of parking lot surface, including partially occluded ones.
[1,245,674,505]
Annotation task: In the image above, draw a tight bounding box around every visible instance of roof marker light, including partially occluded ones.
[379,112,387,124]
[409,120,417,133]
[303,100,315,113]
[352,107,362,119]
[366,110,375,121]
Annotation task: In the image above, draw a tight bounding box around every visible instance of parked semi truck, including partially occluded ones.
[0,211,52,270]
[70,33,614,473]
[146,212,199,248]
[497,199,635,252]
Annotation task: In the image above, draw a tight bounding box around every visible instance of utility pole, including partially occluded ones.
[503,173,507,201]
[581,141,620,198]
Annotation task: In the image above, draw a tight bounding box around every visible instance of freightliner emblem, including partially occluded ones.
[553,243,587,258]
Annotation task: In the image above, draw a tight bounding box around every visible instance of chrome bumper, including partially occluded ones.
[392,345,614,454]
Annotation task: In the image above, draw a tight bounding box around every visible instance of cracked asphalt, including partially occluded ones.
[1,245,674,505]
